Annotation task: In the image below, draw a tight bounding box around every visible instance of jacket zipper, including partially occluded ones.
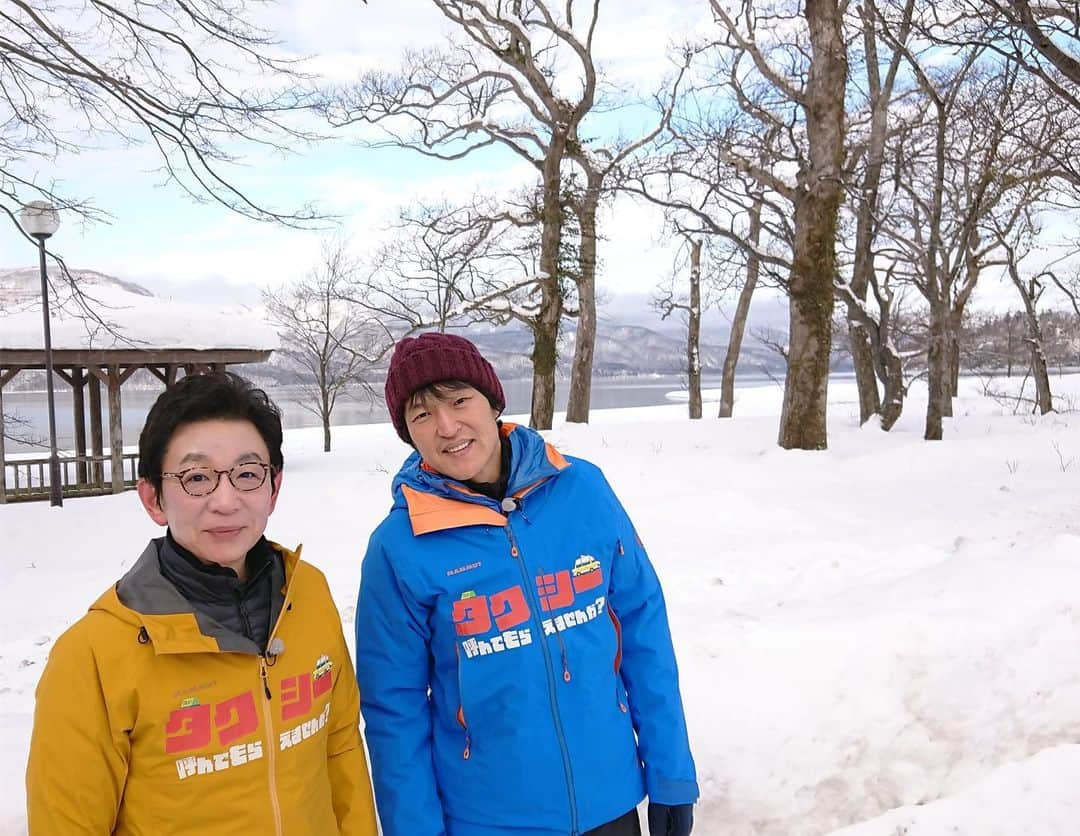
[613,540,629,713]
[258,575,291,836]
[454,644,472,759]
[504,522,580,836]
[259,660,283,836]
[539,566,572,683]
[608,606,629,714]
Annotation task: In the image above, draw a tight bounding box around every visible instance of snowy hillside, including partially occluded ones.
[3,375,1080,834]
[0,267,276,351]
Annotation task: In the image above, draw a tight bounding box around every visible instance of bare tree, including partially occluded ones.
[653,237,708,419]
[360,198,535,333]
[649,0,850,449]
[879,52,1074,438]
[774,0,849,449]
[621,116,786,422]
[562,63,687,424]
[1004,247,1054,414]
[1,0,320,231]
[325,0,609,429]
[2,0,323,346]
[263,239,391,453]
[1047,260,1080,319]
[718,188,765,419]
[834,0,915,429]
[936,1,1080,108]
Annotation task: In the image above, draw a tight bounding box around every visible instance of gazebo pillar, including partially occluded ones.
[107,365,123,493]
[72,367,88,485]
[88,370,104,485]
[56,367,89,488]
[0,369,17,504]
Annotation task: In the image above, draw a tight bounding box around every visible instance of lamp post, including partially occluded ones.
[19,201,63,507]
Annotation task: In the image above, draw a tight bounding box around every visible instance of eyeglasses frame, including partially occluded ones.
[160,461,275,497]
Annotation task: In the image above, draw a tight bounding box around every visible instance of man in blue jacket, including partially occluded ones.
[356,333,698,836]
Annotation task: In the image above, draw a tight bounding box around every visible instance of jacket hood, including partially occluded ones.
[391,423,568,506]
[88,539,300,654]
[389,423,570,535]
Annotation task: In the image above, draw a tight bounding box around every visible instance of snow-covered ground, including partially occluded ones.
[3,374,1080,835]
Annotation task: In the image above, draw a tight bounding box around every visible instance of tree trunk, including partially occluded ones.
[846,0,911,424]
[1029,334,1053,415]
[835,283,906,431]
[947,330,961,402]
[847,127,882,423]
[849,326,880,421]
[925,301,949,440]
[880,345,905,431]
[530,314,559,428]
[566,175,601,424]
[319,368,333,452]
[778,0,847,450]
[719,194,762,418]
[687,239,703,420]
[1006,315,1014,377]
[1008,265,1053,415]
[529,133,568,430]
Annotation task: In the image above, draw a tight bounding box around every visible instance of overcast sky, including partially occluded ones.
[0,1,1066,323]
[0,2,715,307]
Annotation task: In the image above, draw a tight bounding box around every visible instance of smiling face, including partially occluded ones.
[404,384,502,484]
[137,418,282,579]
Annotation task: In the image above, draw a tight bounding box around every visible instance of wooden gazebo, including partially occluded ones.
[0,268,277,503]
[0,347,272,503]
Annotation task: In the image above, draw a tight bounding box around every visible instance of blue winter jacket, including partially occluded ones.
[355,424,698,836]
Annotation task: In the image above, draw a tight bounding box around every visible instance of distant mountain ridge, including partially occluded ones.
[0,267,153,310]
[411,320,785,377]
[0,267,786,375]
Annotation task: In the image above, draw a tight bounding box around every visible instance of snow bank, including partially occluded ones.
[2,374,1080,835]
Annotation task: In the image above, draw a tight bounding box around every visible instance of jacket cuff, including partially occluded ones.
[645,773,700,805]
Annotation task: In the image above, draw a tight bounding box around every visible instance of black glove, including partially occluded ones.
[647,802,694,836]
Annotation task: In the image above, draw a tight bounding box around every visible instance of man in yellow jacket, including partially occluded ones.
[26,372,377,835]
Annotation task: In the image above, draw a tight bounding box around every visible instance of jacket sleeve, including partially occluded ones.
[26,621,129,834]
[602,473,700,806]
[324,596,378,836]
[354,535,446,836]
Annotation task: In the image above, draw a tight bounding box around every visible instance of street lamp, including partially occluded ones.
[19,201,63,507]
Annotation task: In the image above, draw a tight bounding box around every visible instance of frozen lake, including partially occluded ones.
[1,372,790,452]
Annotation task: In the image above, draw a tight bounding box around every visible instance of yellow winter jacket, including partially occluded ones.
[26,541,377,836]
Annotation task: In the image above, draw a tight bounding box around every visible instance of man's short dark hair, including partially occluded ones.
[137,372,284,496]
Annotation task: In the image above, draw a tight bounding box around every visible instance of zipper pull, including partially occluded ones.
[260,662,272,700]
[463,731,471,760]
[561,652,571,683]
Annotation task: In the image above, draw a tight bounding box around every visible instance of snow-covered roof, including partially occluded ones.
[0,268,277,352]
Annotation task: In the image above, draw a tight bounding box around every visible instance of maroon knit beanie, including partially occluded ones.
[384,332,506,443]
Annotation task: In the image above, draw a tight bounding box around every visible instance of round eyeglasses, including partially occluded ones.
[161,462,273,497]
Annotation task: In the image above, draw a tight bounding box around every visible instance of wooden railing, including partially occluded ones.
[0,453,140,503]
